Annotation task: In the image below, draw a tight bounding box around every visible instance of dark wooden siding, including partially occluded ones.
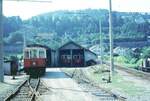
[59,49,84,67]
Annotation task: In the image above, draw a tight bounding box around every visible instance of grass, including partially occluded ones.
[104,55,142,69]
[89,65,150,97]
[85,65,147,97]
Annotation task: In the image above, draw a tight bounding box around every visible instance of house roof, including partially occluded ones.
[59,41,84,49]
[59,41,97,56]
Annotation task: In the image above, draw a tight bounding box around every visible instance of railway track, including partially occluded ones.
[103,61,150,80]
[63,69,126,101]
[79,69,126,101]
[4,77,50,101]
[80,81,125,101]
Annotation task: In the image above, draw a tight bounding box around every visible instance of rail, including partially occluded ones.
[29,78,41,101]
[4,77,41,101]
[4,79,28,101]
[103,61,150,80]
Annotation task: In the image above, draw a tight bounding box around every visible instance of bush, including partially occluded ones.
[129,58,138,64]
[115,56,129,63]
[141,47,150,59]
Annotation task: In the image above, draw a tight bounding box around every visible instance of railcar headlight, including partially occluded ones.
[33,62,36,66]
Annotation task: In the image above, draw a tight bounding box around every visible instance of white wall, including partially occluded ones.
[85,51,97,62]
[4,62,11,75]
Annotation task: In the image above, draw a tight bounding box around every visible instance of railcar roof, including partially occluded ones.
[26,44,50,49]
[26,44,55,51]
[24,47,46,50]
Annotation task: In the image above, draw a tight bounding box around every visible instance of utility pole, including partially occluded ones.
[108,0,114,82]
[99,19,103,66]
[0,0,4,82]
[23,32,26,48]
[22,25,27,61]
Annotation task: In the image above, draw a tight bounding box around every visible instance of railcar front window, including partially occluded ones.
[39,50,45,58]
[25,51,29,59]
[31,49,37,58]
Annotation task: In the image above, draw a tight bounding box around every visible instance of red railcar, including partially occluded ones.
[24,47,47,75]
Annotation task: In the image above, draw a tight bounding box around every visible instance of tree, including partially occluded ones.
[3,16,22,37]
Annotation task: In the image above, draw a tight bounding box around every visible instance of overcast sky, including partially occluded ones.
[3,0,150,20]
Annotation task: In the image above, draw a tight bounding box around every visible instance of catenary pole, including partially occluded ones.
[108,0,114,82]
[0,0,4,82]
[23,29,26,48]
[99,19,103,66]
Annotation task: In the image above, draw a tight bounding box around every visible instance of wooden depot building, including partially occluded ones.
[57,41,97,67]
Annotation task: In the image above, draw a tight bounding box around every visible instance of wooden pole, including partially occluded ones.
[23,30,26,48]
[0,0,4,82]
[108,0,114,82]
[99,20,103,66]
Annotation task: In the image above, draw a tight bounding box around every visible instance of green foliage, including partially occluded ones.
[3,9,150,52]
[114,55,137,64]
[5,31,23,44]
[137,59,143,66]
[27,9,149,39]
[114,55,140,68]
[3,16,22,37]
[114,56,129,63]
[141,47,150,58]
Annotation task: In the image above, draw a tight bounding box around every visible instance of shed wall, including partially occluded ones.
[85,51,97,62]
[4,62,11,75]
[51,51,55,67]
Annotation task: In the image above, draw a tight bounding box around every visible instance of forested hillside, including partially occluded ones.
[3,9,150,49]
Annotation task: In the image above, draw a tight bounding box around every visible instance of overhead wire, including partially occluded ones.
[4,0,52,3]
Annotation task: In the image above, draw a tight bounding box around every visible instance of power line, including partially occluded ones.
[4,0,52,3]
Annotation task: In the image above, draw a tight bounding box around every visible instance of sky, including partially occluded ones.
[3,0,150,20]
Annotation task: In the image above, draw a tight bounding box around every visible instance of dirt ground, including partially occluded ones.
[38,68,105,101]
